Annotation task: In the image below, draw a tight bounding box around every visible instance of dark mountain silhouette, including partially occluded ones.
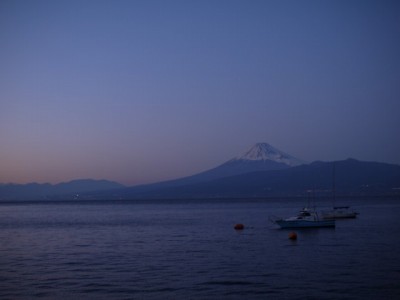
[0,179,125,201]
[106,159,400,199]
[2,143,400,201]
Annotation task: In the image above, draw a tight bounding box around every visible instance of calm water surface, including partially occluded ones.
[1,198,400,299]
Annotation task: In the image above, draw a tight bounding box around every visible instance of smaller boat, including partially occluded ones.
[321,206,358,220]
[322,164,359,220]
[271,207,335,229]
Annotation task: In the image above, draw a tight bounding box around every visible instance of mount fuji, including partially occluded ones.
[112,143,306,196]
[153,143,304,185]
[231,142,305,166]
[194,143,305,182]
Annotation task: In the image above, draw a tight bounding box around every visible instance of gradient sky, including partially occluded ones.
[1,0,399,185]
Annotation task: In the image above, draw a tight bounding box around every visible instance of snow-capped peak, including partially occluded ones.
[234,143,305,166]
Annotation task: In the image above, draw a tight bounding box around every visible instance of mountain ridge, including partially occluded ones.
[0,179,125,201]
[1,143,400,201]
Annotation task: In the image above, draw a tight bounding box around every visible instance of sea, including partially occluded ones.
[1,198,400,299]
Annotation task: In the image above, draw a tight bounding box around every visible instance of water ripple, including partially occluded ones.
[1,199,400,299]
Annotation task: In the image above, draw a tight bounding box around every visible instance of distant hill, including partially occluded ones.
[0,179,125,201]
[104,159,400,199]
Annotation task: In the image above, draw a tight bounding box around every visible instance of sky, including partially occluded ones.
[1,0,399,186]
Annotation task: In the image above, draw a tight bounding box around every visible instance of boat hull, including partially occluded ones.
[321,208,358,220]
[275,219,335,228]
[322,213,357,220]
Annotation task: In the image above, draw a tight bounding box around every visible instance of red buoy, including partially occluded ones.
[288,232,297,240]
[234,223,244,230]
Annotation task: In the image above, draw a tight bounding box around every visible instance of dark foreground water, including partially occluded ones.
[1,198,400,299]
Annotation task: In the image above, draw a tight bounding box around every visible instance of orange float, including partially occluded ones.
[234,223,244,230]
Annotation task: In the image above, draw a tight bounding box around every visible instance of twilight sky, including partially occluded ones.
[1,0,399,185]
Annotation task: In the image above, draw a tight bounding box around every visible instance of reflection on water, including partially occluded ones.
[0,198,400,299]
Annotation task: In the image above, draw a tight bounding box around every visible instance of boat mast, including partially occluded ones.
[332,162,336,207]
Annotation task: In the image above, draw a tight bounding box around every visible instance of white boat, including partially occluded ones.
[321,206,358,219]
[271,207,335,229]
